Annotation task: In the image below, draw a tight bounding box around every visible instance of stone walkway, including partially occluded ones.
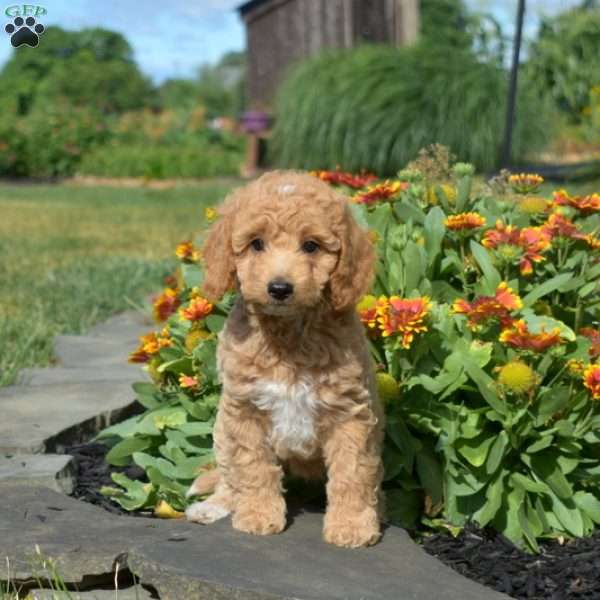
[0,310,507,600]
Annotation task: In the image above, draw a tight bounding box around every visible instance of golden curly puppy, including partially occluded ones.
[185,171,384,548]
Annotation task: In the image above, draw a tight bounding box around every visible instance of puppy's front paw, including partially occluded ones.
[232,497,286,536]
[323,507,381,548]
[186,500,230,524]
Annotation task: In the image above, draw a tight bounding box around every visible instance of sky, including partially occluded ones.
[0,0,587,83]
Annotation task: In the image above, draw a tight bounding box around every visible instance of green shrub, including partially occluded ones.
[271,44,556,174]
[525,6,600,120]
[100,155,600,551]
[0,104,109,177]
[78,140,243,179]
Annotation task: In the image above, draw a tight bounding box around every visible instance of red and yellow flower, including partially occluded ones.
[445,212,486,231]
[129,328,173,363]
[499,319,563,352]
[452,282,522,329]
[375,296,431,348]
[179,374,200,389]
[311,169,377,189]
[204,206,218,223]
[482,221,551,275]
[541,213,586,241]
[153,288,180,322]
[353,180,407,206]
[509,173,544,194]
[583,364,600,400]
[175,241,200,262]
[553,189,600,215]
[179,296,213,322]
[357,295,378,329]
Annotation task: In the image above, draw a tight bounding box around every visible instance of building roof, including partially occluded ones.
[237,0,269,17]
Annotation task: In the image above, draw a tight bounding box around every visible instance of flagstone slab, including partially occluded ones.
[1,485,507,600]
[0,454,74,494]
[53,336,135,369]
[18,366,148,386]
[0,382,140,455]
[29,587,155,599]
[87,310,153,343]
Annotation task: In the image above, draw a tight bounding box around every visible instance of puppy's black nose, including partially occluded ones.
[267,279,294,301]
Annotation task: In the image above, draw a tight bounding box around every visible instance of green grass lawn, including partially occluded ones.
[0,181,235,387]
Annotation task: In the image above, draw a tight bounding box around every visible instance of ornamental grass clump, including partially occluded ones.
[100,147,600,552]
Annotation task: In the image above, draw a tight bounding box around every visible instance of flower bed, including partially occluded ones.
[97,146,600,554]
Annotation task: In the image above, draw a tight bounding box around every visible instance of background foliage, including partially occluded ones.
[271,43,556,174]
[0,28,246,178]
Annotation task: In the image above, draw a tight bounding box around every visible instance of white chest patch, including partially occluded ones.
[253,379,319,458]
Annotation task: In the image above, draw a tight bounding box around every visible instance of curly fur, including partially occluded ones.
[186,171,384,548]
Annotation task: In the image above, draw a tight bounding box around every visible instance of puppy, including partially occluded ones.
[185,171,384,548]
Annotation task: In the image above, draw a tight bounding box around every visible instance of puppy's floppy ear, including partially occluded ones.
[201,199,237,302]
[329,202,376,312]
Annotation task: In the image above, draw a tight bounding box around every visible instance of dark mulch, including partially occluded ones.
[65,441,150,517]
[65,441,600,599]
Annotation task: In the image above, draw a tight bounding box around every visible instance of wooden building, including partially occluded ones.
[238,0,419,108]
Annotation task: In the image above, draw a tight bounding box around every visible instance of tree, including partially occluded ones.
[0,27,154,115]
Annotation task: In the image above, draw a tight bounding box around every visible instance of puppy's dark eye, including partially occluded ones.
[250,238,265,252]
[301,240,320,254]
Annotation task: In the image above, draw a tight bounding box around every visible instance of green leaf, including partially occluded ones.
[457,432,496,467]
[181,262,204,288]
[475,471,504,526]
[179,421,214,437]
[529,451,573,499]
[521,273,573,307]
[415,446,443,505]
[510,472,548,493]
[157,357,193,375]
[462,359,506,415]
[106,437,151,467]
[206,314,226,333]
[525,436,553,453]
[423,206,446,268]
[547,491,584,537]
[132,382,162,410]
[469,241,501,294]
[403,242,424,293]
[574,492,600,525]
[152,408,187,431]
[521,310,575,342]
[485,431,509,475]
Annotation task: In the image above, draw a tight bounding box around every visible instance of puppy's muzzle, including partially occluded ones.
[267,278,294,301]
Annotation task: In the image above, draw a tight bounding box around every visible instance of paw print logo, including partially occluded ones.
[5,16,45,48]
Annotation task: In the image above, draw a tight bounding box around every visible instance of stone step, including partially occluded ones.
[18,365,148,386]
[0,485,507,600]
[0,454,74,494]
[0,381,140,455]
[86,310,153,341]
[54,335,137,368]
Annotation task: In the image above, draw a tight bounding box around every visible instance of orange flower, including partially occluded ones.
[153,288,180,322]
[311,169,377,189]
[553,189,600,215]
[583,364,600,399]
[509,173,543,194]
[482,221,551,276]
[179,374,200,389]
[541,213,587,241]
[376,296,431,348]
[179,296,213,322]
[452,282,522,329]
[445,212,486,231]
[354,180,407,205]
[128,329,172,363]
[175,241,200,262]
[580,328,600,359]
[499,319,563,352]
